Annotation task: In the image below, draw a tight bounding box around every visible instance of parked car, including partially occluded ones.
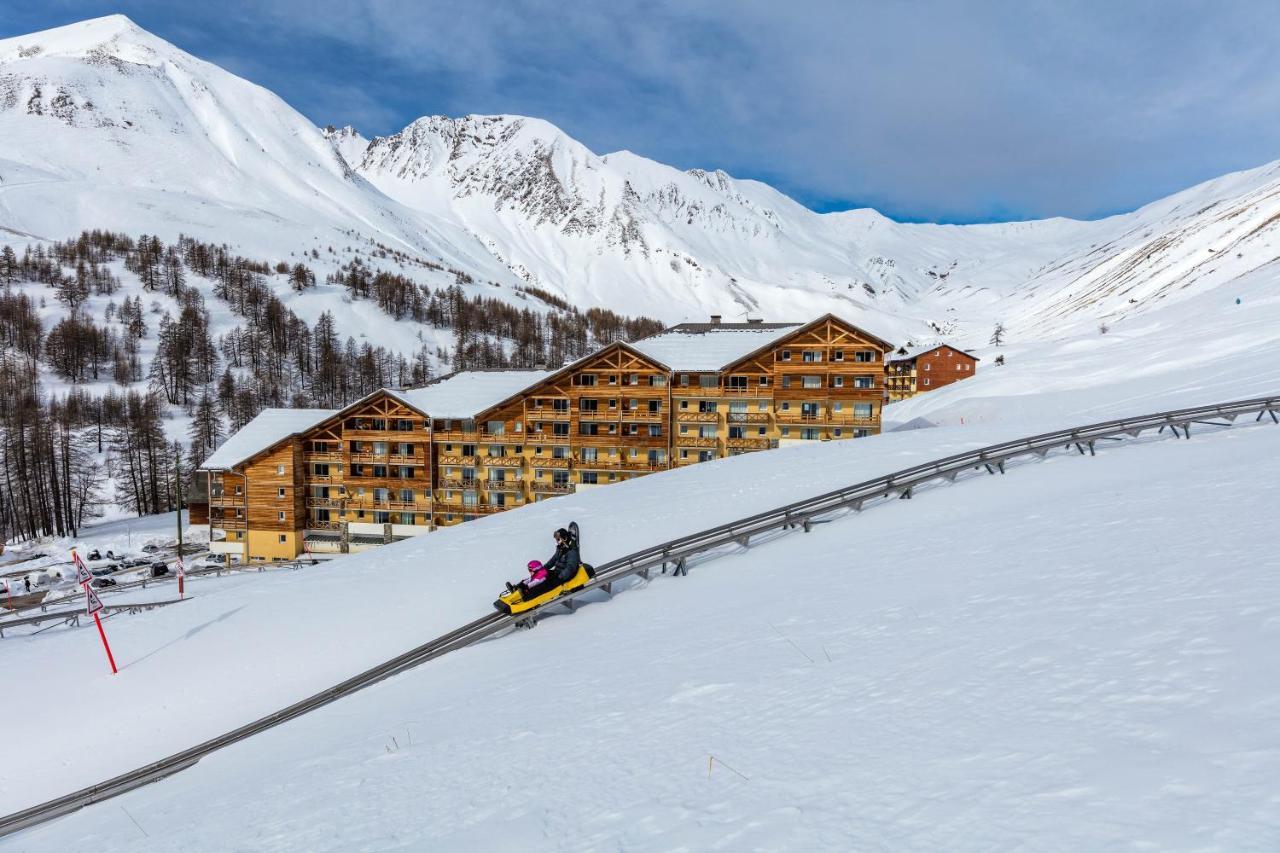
[91,577,117,588]
[200,553,227,566]
[150,562,170,578]
[142,544,161,554]
[122,557,149,568]
[89,564,119,577]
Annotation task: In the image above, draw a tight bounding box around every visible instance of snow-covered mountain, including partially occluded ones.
[3,14,1280,347]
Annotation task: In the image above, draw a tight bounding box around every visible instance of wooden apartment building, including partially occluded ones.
[885,344,979,401]
[200,313,893,562]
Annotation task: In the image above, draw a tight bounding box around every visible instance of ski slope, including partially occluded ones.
[2,391,1279,848]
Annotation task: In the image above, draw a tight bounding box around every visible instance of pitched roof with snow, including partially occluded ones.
[629,325,801,371]
[200,408,337,470]
[889,343,980,363]
[390,370,552,419]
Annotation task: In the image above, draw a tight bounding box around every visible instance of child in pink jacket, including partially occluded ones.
[506,560,549,597]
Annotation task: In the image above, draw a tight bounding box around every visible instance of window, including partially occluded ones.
[574,373,597,387]
[580,399,599,412]
[679,374,690,387]
[781,427,790,437]
[924,363,931,371]
[698,451,716,463]
[680,450,689,459]
[373,465,388,478]
[923,378,931,386]
[279,534,287,544]
[313,464,329,477]
[759,376,769,387]
[801,428,820,440]
[553,423,570,437]
[552,399,570,413]
[374,511,390,524]
[276,464,285,475]
[802,376,822,389]
[832,376,844,388]
[487,420,504,435]
[855,350,875,363]
[727,375,748,390]
[400,489,414,503]
[833,350,845,362]
[649,375,667,387]
[855,429,870,438]
[833,428,842,437]
[780,350,792,361]
[581,447,598,462]
[608,374,618,385]
[802,350,822,363]
[699,375,717,389]
[580,472,599,485]
[853,377,874,389]
[854,403,873,418]
[579,423,600,436]
[698,400,718,413]
[277,488,286,499]
[278,511,286,521]
[729,426,745,439]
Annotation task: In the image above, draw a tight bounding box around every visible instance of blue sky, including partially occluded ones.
[6,0,1280,223]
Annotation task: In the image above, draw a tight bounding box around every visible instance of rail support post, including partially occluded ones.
[984,463,996,475]
[802,518,812,533]
[602,582,613,595]
[674,557,688,577]
[944,470,959,482]
[1087,441,1095,456]
[898,488,912,499]
[736,534,751,548]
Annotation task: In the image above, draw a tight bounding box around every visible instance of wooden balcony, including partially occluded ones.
[438,477,478,489]
[528,457,570,469]
[481,456,524,468]
[827,415,878,427]
[619,460,667,471]
[525,409,570,421]
[675,436,718,448]
[438,455,478,466]
[530,481,573,494]
[211,518,247,530]
[726,412,771,424]
[306,497,340,508]
[576,409,619,422]
[620,410,663,422]
[306,521,343,532]
[726,437,776,450]
[303,451,344,463]
[523,434,570,445]
[775,411,823,424]
[348,451,389,463]
[432,430,478,443]
[676,411,720,422]
[484,479,524,491]
[209,495,245,508]
[342,428,425,441]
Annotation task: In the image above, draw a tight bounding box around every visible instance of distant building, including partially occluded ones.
[886,344,979,400]
[199,313,893,562]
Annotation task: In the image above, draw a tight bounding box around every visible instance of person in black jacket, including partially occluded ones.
[540,527,581,588]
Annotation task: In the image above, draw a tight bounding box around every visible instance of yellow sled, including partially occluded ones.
[494,564,595,616]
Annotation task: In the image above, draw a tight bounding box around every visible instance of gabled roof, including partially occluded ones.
[889,343,981,363]
[720,313,896,372]
[472,342,670,420]
[390,369,552,420]
[200,408,337,470]
[630,324,802,371]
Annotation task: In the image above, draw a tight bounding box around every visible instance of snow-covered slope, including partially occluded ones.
[4,15,1280,344]
[4,396,1278,849]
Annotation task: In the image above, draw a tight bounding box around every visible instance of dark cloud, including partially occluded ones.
[7,0,1280,221]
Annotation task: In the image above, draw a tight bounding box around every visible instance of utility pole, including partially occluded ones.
[175,448,184,552]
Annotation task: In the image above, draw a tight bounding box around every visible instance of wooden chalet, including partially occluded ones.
[885,344,979,400]
[199,313,893,561]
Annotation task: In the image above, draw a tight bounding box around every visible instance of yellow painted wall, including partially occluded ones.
[247,529,302,561]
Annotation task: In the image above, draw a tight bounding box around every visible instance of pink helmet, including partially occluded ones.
[527,560,543,573]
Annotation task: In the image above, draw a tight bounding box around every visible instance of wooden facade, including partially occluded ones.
[885,344,979,400]
[202,314,894,557]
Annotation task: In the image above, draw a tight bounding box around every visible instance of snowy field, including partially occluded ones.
[2,407,1279,849]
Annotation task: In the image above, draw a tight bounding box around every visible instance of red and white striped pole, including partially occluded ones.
[73,550,117,675]
[176,556,185,599]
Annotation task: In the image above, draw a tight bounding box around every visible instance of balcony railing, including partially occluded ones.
[620,410,663,421]
[576,409,618,421]
[526,409,571,421]
[675,436,718,448]
[727,412,771,424]
[531,481,574,494]
[438,455,478,466]
[438,477,478,489]
[432,430,477,443]
[303,451,344,462]
[528,457,570,469]
[481,456,524,468]
[676,411,720,422]
[523,434,570,445]
[209,495,245,507]
[306,497,339,508]
[210,518,247,530]
[726,437,777,450]
[775,412,823,423]
[484,479,524,491]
